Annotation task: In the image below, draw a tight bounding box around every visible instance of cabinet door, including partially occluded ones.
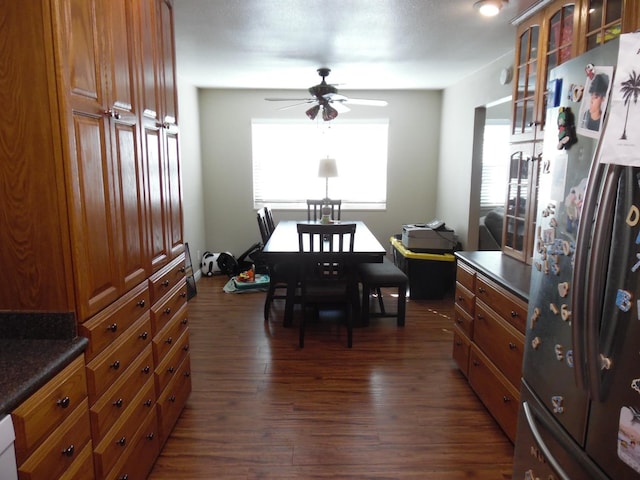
[166,128,184,259]
[158,0,178,127]
[581,0,633,51]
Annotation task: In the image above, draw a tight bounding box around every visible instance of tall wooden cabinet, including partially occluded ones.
[1,0,189,478]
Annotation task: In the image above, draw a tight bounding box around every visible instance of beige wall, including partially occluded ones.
[196,89,442,257]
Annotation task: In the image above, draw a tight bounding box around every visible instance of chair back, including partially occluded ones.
[297,223,356,253]
[263,206,276,235]
[306,199,342,221]
[256,208,271,244]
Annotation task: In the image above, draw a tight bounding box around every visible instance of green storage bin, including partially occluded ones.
[390,236,455,299]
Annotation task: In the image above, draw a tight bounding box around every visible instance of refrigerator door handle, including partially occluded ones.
[522,401,571,480]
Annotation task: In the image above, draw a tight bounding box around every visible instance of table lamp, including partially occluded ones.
[318,157,338,224]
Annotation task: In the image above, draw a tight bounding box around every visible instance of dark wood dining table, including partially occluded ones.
[261,220,386,326]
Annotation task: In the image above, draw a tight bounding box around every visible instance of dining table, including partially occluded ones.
[261,220,387,326]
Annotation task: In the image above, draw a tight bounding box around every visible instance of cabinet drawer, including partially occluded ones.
[153,302,189,364]
[157,353,192,443]
[86,315,152,403]
[105,406,160,480]
[93,392,156,479]
[476,274,527,333]
[474,302,524,388]
[150,281,188,335]
[456,262,475,292]
[149,253,186,305]
[12,355,87,464]
[79,281,150,361]
[453,303,474,339]
[454,282,475,318]
[18,398,92,480]
[58,442,94,480]
[155,329,190,394]
[452,327,471,378]
[89,346,155,442]
[468,345,520,443]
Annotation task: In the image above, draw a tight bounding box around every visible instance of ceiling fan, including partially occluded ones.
[265,68,388,121]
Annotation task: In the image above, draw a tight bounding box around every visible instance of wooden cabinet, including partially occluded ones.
[1,0,188,478]
[452,254,528,443]
[12,356,93,480]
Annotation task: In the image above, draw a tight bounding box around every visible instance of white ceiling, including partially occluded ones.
[173,0,525,91]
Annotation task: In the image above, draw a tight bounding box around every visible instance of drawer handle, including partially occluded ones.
[162,280,170,287]
[179,266,186,273]
[61,444,75,457]
[167,366,175,374]
[165,337,173,345]
[57,396,70,408]
[144,399,153,407]
[503,396,512,403]
[508,342,517,350]
[183,344,190,352]
[142,365,151,374]
[181,318,188,325]
[164,307,171,315]
[147,432,155,440]
[169,395,176,402]
[139,331,148,340]
[116,436,127,447]
[478,287,486,293]
[107,323,118,332]
[110,360,121,370]
[511,310,519,317]
[137,299,146,308]
[113,398,124,408]
[184,371,191,378]
[180,291,187,298]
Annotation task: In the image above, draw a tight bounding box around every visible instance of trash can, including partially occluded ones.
[390,236,456,299]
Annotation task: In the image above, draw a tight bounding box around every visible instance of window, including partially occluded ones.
[252,119,389,210]
[480,122,510,212]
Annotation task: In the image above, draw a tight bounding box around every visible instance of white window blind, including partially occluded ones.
[480,122,510,211]
[252,119,389,210]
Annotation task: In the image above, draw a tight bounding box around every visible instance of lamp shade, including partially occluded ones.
[318,157,338,178]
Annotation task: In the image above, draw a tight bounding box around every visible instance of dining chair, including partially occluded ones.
[264,205,276,236]
[257,209,298,322]
[306,199,342,222]
[296,222,356,348]
[357,257,408,327]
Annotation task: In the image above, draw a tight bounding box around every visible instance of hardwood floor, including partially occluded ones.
[148,275,514,479]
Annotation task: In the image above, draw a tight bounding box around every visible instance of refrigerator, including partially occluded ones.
[513,33,640,479]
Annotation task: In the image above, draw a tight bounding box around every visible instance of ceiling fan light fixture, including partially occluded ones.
[322,104,338,122]
[474,0,503,17]
[306,104,320,120]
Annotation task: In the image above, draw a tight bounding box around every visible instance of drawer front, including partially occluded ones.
[453,303,474,339]
[152,302,189,364]
[79,281,150,361]
[149,253,186,305]
[150,281,188,335]
[86,315,152,403]
[456,262,475,292]
[476,275,527,333]
[454,282,475,318]
[468,346,520,443]
[106,408,160,480]
[452,327,471,378]
[474,302,524,388]
[12,355,87,463]
[157,353,192,443]
[18,398,92,480]
[58,442,94,480]
[155,329,190,394]
[89,346,155,442]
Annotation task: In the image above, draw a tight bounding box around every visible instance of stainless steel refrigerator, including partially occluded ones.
[513,34,640,479]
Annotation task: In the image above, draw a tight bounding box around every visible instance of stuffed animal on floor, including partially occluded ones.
[557,106,577,150]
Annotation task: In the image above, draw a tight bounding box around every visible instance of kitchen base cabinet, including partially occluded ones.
[452,251,530,443]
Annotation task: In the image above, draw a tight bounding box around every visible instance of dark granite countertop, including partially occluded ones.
[455,250,531,301]
[0,312,88,414]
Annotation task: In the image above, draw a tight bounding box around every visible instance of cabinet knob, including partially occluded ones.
[167,366,175,374]
[116,436,127,447]
[142,365,151,374]
[137,299,145,308]
[508,342,516,350]
[179,267,186,273]
[164,307,171,315]
[169,395,176,402]
[165,337,173,345]
[183,344,190,352]
[511,310,518,317]
[478,287,486,294]
[144,399,153,407]
[113,398,124,408]
[139,331,148,340]
[107,323,118,332]
[118,475,129,480]
[162,280,170,287]
[477,314,484,321]
[472,360,480,367]
[104,109,121,120]
[502,396,511,403]
[110,360,120,370]
[57,396,70,409]
[181,318,188,325]
[61,445,75,457]
[184,371,191,377]
[146,432,155,440]
[180,291,187,298]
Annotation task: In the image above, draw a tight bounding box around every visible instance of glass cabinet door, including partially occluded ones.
[584,0,623,50]
[512,21,541,141]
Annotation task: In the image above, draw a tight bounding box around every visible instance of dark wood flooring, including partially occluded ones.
[148,275,514,479]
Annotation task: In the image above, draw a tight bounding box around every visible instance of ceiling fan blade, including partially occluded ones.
[276,100,318,111]
[331,102,350,113]
[264,97,314,102]
[343,98,388,107]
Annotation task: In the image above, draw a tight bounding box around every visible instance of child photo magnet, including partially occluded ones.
[577,64,614,139]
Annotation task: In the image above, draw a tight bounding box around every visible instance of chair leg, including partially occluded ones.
[397,285,406,326]
[360,284,370,327]
[346,303,353,348]
[376,287,385,314]
[264,284,275,321]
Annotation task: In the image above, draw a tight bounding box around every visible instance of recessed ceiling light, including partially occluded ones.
[474,0,503,17]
